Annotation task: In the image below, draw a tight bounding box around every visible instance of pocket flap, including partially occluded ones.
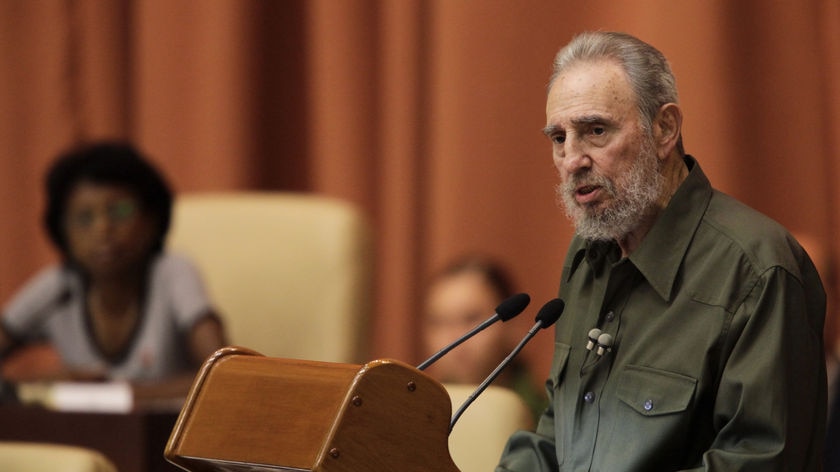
[616,365,697,417]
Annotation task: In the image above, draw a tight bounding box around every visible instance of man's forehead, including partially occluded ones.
[546,61,636,123]
[550,61,631,97]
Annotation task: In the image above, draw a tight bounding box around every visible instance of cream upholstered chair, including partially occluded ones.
[0,442,118,472]
[167,192,372,363]
[445,384,535,472]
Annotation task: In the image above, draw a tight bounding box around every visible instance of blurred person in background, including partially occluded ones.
[0,141,227,403]
[422,254,547,420]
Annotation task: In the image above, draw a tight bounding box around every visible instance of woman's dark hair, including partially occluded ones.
[43,141,173,258]
[433,254,515,301]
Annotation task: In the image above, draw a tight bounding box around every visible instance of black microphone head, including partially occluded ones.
[495,293,530,321]
[535,298,565,328]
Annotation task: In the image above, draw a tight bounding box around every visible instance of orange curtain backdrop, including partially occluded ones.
[1,0,838,383]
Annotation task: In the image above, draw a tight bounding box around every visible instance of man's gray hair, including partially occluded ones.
[550,32,679,135]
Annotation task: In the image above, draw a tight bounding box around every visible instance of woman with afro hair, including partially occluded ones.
[0,141,227,403]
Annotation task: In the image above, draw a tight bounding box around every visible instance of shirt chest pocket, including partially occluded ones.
[548,343,572,466]
[616,364,697,417]
[549,342,572,390]
[597,366,700,469]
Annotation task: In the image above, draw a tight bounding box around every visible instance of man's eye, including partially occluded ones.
[551,134,566,144]
[592,126,606,136]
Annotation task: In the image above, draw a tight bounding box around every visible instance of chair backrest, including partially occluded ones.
[0,442,118,472]
[445,384,534,472]
[167,192,373,363]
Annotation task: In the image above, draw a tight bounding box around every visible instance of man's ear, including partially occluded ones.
[654,103,682,158]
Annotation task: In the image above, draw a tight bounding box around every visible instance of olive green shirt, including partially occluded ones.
[497,156,826,471]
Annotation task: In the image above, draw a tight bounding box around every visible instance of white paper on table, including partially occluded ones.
[47,381,134,413]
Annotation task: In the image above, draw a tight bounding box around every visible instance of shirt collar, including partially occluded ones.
[567,156,713,301]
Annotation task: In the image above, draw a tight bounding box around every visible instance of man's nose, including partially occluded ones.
[556,136,591,174]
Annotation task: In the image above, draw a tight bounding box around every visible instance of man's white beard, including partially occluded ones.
[557,137,664,242]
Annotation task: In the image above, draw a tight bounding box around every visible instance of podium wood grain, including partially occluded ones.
[165,346,460,472]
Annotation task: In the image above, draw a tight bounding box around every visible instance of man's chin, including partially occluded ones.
[573,215,619,241]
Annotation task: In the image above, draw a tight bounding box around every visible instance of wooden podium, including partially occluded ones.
[165,346,460,472]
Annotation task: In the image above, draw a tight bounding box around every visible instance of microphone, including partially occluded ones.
[417,292,530,371]
[585,328,601,351]
[449,298,565,432]
[595,333,613,356]
[580,328,614,376]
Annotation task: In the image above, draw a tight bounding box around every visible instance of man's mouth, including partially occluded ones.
[574,184,602,204]
[577,185,598,196]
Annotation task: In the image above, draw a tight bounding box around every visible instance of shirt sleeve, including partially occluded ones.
[496,248,581,472]
[155,253,216,331]
[1,266,70,342]
[496,343,571,471]
[688,266,826,471]
[495,406,560,472]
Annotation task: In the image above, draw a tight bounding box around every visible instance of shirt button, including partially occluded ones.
[584,391,595,403]
[605,310,615,322]
[643,399,654,411]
